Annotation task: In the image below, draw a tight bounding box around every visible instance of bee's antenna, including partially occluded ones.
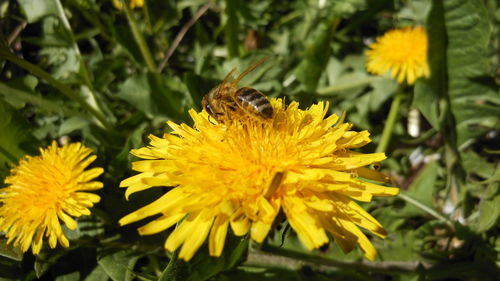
[233,56,268,86]
[216,67,237,97]
[221,68,237,85]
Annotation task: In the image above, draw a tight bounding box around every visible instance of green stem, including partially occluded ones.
[0,47,115,132]
[376,87,403,152]
[247,248,432,273]
[142,0,153,34]
[399,128,437,145]
[398,193,454,226]
[122,0,158,72]
[224,0,240,58]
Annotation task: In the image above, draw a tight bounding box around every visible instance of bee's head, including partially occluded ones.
[201,94,214,116]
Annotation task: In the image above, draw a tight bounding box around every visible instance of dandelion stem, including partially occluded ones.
[398,193,453,226]
[224,0,240,58]
[122,0,158,72]
[376,87,403,152]
[246,248,431,273]
[142,0,153,34]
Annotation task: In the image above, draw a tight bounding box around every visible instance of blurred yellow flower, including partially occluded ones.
[366,26,430,85]
[119,99,399,261]
[112,0,144,10]
[0,142,103,254]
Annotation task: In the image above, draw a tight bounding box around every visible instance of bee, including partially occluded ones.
[201,58,273,123]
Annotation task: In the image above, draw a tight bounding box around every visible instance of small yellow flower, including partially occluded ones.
[0,142,103,254]
[112,0,144,10]
[366,26,430,85]
[120,99,399,261]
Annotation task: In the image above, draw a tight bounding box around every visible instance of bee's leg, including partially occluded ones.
[207,114,218,125]
[219,99,238,120]
[221,98,238,112]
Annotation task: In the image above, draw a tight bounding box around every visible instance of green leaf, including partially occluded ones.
[0,100,38,168]
[453,102,500,143]
[461,150,497,180]
[114,25,143,65]
[185,236,248,281]
[97,249,141,281]
[55,271,80,281]
[475,184,500,233]
[19,0,82,86]
[34,248,71,278]
[18,0,58,23]
[445,0,492,99]
[420,0,469,193]
[0,77,79,117]
[444,0,498,145]
[368,78,398,111]
[58,117,90,136]
[158,251,188,281]
[401,161,439,217]
[413,81,440,131]
[0,75,38,109]
[329,0,366,18]
[317,71,374,97]
[294,13,337,93]
[117,74,164,119]
[117,73,186,120]
[477,193,500,232]
[376,230,420,261]
[39,45,80,80]
[84,265,112,281]
[0,239,23,261]
[414,0,446,130]
[109,121,148,178]
[0,256,23,279]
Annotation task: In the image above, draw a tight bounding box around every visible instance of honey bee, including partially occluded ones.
[201,58,273,123]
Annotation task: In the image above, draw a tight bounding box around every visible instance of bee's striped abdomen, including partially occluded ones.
[235,87,273,119]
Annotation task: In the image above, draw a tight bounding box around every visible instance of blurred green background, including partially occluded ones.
[0,0,499,280]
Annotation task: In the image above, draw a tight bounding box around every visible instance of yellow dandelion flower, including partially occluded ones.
[112,0,144,10]
[0,142,103,254]
[119,99,399,261]
[366,26,430,85]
